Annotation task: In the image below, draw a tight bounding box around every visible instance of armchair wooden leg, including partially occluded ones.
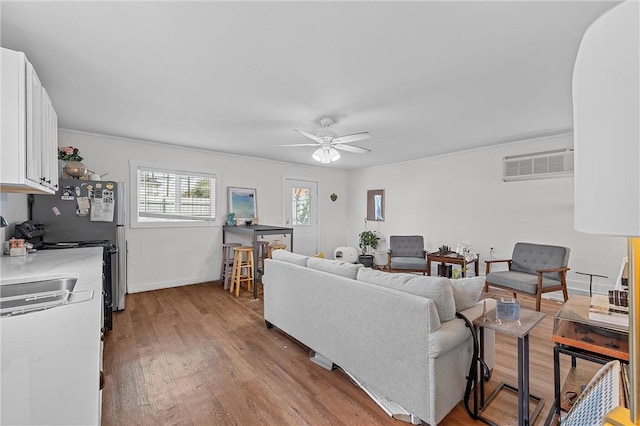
[536,294,542,312]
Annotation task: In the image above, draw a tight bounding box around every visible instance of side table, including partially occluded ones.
[467,305,545,426]
[546,295,629,423]
[426,252,479,277]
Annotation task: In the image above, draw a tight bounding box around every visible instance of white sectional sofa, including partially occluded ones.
[262,250,495,426]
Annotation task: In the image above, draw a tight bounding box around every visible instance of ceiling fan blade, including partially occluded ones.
[294,129,323,143]
[333,144,370,154]
[332,132,371,144]
[277,143,320,147]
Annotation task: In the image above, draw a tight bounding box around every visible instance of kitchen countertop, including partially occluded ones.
[1,248,104,425]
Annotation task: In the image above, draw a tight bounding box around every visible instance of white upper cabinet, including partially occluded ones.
[1,48,59,194]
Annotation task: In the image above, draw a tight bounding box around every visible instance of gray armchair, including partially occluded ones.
[387,235,428,274]
[484,242,570,311]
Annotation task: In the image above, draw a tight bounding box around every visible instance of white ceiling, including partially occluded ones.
[1,1,617,170]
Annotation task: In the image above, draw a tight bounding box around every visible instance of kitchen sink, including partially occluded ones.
[0,278,78,316]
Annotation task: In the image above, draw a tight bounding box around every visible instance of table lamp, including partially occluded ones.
[572,0,639,423]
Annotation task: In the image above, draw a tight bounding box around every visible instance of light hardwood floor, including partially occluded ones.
[102,282,596,425]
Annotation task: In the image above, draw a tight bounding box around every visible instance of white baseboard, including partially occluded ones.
[128,274,218,293]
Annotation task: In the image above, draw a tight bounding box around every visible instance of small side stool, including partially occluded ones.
[230,246,254,297]
[220,243,241,290]
[256,241,270,278]
[268,243,287,259]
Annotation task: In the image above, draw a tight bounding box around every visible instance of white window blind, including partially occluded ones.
[136,166,216,222]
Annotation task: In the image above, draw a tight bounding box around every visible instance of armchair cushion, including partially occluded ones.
[510,242,570,281]
[391,257,428,270]
[389,235,425,257]
[486,270,563,295]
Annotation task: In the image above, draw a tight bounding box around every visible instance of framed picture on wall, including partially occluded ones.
[227,187,257,221]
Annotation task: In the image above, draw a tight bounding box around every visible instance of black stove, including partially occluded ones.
[38,240,117,331]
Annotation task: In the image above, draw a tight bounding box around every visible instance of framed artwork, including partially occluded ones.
[227,187,257,221]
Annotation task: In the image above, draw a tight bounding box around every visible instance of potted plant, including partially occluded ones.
[358,230,380,267]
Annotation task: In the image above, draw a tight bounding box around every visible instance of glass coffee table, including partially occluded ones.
[547,295,629,421]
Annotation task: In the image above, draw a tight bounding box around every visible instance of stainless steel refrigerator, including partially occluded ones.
[31,179,127,313]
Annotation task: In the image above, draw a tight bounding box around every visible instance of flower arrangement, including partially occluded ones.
[58,146,83,162]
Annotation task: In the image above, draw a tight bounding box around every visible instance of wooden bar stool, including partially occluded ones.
[267,243,287,259]
[256,240,270,278]
[220,243,241,290]
[230,246,254,297]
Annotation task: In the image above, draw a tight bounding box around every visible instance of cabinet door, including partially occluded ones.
[41,88,58,190]
[26,62,43,186]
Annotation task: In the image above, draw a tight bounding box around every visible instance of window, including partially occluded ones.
[131,162,217,227]
[291,187,311,225]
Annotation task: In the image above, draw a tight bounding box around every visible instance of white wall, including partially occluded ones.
[347,133,627,297]
[2,130,626,298]
[59,129,349,293]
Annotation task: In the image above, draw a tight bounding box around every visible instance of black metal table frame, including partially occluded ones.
[222,225,293,299]
[462,319,544,426]
[544,344,623,425]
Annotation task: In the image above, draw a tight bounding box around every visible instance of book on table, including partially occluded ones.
[588,291,629,329]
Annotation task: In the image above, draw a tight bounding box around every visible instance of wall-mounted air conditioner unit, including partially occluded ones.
[503,148,574,182]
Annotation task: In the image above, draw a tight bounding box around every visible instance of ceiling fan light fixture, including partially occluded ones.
[312,147,340,164]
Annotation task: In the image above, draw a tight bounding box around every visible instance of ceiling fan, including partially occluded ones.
[279,118,372,164]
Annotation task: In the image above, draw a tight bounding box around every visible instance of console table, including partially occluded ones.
[546,295,629,423]
[426,252,479,277]
[222,224,293,299]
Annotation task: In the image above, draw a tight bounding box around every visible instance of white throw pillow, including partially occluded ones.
[450,276,486,312]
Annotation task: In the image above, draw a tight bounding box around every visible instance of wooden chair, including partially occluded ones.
[230,246,254,297]
[268,243,286,259]
[561,360,621,425]
[387,235,427,274]
[484,242,570,311]
[220,243,241,290]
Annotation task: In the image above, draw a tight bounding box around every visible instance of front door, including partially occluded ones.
[283,178,318,256]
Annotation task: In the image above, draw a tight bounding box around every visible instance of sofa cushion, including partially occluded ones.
[450,276,485,312]
[271,249,309,267]
[307,257,363,280]
[357,268,456,322]
[357,267,415,287]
